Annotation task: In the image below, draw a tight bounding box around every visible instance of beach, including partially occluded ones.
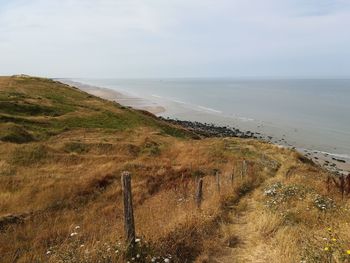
[60,79,350,176]
[62,80,166,115]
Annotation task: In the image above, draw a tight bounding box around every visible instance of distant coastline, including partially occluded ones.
[60,79,166,115]
[59,79,350,176]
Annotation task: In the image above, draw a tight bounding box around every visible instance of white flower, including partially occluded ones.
[151,257,156,262]
[135,238,141,243]
[164,258,170,263]
[80,244,85,248]
[70,232,78,237]
[75,226,80,230]
[136,254,140,258]
[46,251,51,255]
[115,250,119,254]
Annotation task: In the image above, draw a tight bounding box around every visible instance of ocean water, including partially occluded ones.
[74,78,350,158]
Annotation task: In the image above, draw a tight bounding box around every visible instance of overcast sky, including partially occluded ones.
[0,0,349,78]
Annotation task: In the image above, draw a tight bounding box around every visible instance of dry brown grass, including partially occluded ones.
[0,128,271,262]
[1,76,350,263]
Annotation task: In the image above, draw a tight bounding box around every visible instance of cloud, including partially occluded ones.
[0,0,349,77]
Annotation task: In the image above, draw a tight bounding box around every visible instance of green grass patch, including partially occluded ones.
[0,123,35,143]
[11,144,49,166]
[142,140,161,156]
[158,123,191,138]
[63,142,90,154]
[0,77,194,141]
[0,101,69,116]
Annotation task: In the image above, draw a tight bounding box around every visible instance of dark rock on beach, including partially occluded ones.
[332,157,346,163]
[160,117,256,139]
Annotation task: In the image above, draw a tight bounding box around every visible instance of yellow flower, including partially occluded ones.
[347,250,350,255]
[332,238,337,242]
[324,247,329,251]
[327,227,332,231]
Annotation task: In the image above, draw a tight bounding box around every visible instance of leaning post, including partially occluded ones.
[195,178,203,208]
[230,167,234,185]
[121,171,136,249]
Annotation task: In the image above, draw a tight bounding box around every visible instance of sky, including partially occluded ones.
[0,0,350,78]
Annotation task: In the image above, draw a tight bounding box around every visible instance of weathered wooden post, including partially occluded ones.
[195,178,203,208]
[121,171,135,248]
[230,167,234,185]
[346,174,350,194]
[216,171,220,193]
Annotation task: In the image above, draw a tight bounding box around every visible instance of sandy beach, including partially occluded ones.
[61,80,166,115]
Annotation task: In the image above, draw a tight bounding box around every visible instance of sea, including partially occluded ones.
[71,78,350,161]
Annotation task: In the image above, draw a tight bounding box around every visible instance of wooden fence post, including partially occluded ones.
[195,178,203,208]
[230,167,234,185]
[216,171,220,192]
[346,174,350,194]
[121,171,136,248]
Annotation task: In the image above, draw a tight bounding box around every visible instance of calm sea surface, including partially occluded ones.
[74,78,350,157]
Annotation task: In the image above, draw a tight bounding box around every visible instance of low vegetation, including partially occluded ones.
[0,76,350,262]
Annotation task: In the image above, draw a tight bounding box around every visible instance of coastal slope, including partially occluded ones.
[0,76,350,263]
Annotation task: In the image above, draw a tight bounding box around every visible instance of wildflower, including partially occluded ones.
[327,227,332,231]
[332,238,337,242]
[80,245,84,248]
[136,254,140,258]
[164,258,170,263]
[115,250,119,254]
[151,257,156,262]
[135,238,141,243]
[347,250,350,255]
[70,232,78,237]
[46,251,51,255]
[324,247,329,251]
[75,226,80,230]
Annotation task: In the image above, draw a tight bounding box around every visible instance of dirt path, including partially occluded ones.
[212,193,276,263]
[210,155,291,263]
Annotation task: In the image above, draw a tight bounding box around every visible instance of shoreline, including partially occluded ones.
[60,79,166,115]
[60,79,350,176]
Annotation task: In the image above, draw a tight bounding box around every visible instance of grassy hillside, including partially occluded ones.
[1,76,350,263]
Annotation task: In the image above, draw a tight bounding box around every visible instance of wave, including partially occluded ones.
[172,99,187,105]
[151,94,163,99]
[152,94,223,113]
[317,151,350,160]
[237,116,255,122]
[196,105,222,114]
[301,148,350,160]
